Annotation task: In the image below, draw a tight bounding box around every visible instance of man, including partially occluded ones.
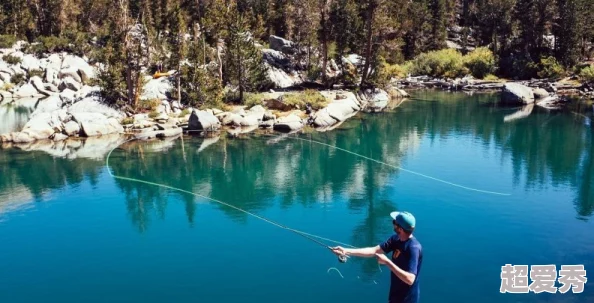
[331,211,423,303]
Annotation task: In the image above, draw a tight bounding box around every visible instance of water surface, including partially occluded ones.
[1,91,593,303]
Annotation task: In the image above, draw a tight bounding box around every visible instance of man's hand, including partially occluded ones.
[331,246,347,256]
[375,253,390,265]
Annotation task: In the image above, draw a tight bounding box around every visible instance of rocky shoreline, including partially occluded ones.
[0,35,589,151]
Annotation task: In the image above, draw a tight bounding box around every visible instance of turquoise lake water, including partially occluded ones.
[1,91,592,303]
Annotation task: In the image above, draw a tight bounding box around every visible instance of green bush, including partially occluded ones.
[533,56,565,79]
[0,35,17,48]
[408,49,468,78]
[10,73,26,85]
[580,66,594,83]
[2,54,21,65]
[376,57,407,86]
[148,111,159,119]
[282,89,328,110]
[463,47,496,79]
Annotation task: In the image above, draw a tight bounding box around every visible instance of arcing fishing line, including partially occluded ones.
[286,135,510,196]
[106,139,358,252]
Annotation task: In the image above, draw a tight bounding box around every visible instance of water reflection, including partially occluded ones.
[0,98,38,134]
[1,91,593,226]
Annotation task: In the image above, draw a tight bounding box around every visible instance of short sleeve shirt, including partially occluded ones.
[379,235,423,303]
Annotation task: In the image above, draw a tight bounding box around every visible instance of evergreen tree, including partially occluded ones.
[223,2,268,102]
[167,3,187,103]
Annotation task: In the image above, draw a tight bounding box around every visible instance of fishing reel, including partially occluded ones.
[338,254,348,263]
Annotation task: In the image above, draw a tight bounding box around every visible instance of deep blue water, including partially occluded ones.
[1,91,592,303]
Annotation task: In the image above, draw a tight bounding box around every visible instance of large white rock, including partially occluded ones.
[58,67,82,83]
[68,97,124,120]
[19,112,58,140]
[60,89,77,103]
[269,35,295,54]
[266,65,303,88]
[532,88,549,99]
[502,83,535,104]
[72,112,124,137]
[20,54,41,72]
[314,92,360,127]
[32,95,62,115]
[59,76,82,91]
[63,120,80,136]
[362,88,390,112]
[29,76,53,96]
[14,83,44,98]
[273,113,303,132]
[188,109,221,131]
[61,55,95,83]
[0,71,11,82]
[45,68,59,85]
[141,77,173,100]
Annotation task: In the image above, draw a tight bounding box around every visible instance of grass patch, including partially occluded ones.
[243,93,265,108]
[483,74,500,81]
[179,108,190,117]
[148,111,159,119]
[121,117,134,125]
[2,54,21,65]
[1,82,14,91]
[281,89,328,110]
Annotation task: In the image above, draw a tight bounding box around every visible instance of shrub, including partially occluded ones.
[179,108,190,117]
[2,54,21,65]
[139,99,161,111]
[408,49,468,78]
[580,65,594,83]
[28,69,45,79]
[148,111,159,119]
[10,73,26,85]
[121,117,134,125]
[243,93,265,107]
[376,57,407,86]
[463,47,496,79]
[27,36,71,55]
[484,74,500,81]
[0,35,17,48]
[282,89,328,110]
[533,56,565,79]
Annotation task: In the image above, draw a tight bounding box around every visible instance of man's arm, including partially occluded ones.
[382,259,416,286]
[341,245,385,258]
[377,245,421,286]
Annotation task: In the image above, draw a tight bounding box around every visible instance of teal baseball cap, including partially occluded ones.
[390,211,416,231]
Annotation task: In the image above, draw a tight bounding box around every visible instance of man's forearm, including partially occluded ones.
[344,247,378,257]
[385,260,416,286]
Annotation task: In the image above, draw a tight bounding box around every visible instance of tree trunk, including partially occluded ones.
[320,3,328,86]
[361,4,375,88]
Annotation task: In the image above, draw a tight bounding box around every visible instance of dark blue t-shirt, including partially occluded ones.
[379,235,423,303]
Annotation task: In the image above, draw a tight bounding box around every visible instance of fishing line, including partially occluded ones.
[106,139,358,256]
[286,135,510,196]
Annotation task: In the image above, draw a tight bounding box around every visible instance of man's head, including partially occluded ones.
[390,211,416,239]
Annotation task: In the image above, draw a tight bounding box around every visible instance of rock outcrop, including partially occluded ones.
[501,83,535,104]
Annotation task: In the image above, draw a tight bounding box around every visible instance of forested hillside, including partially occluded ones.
[1,0,593,109]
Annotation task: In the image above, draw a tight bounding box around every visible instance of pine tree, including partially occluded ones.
[329,0,362,80]
[167,3,187,103]
[428,0,447,50]
[223,2,268,102]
